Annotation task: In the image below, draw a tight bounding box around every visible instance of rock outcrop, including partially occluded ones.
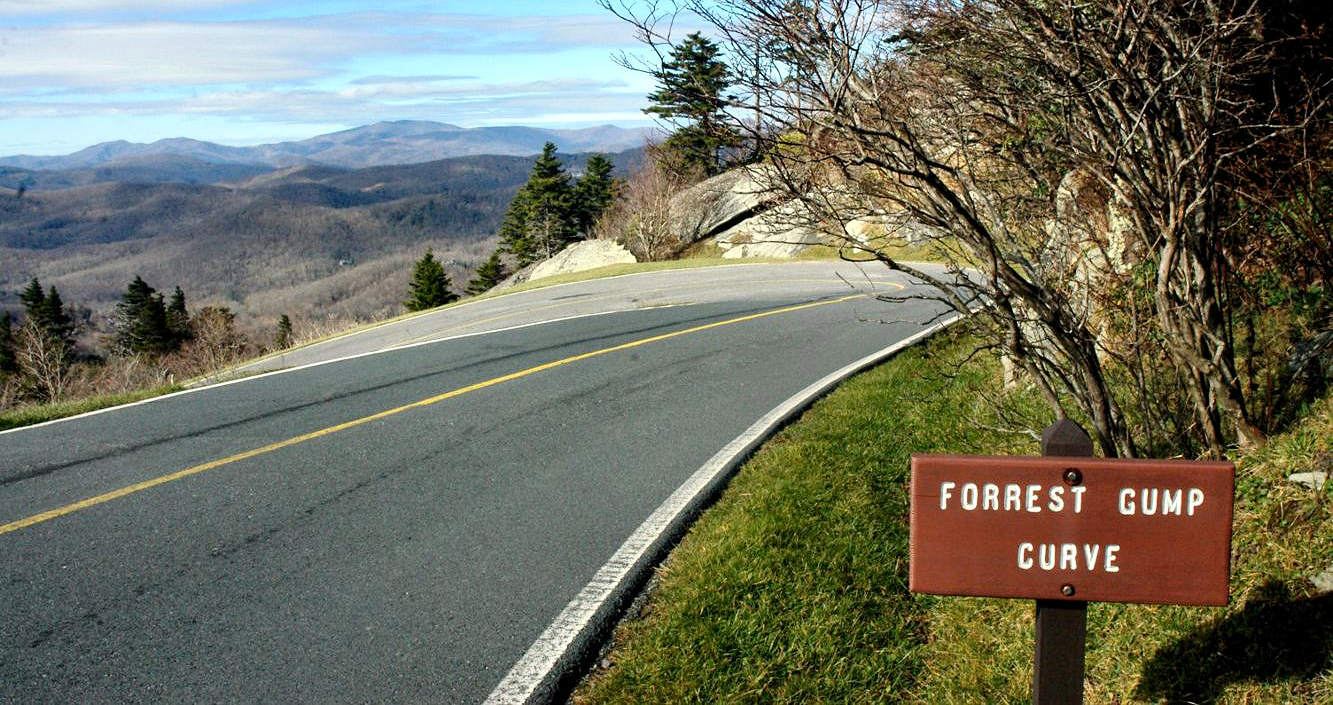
[527,239,637,283]
[714,200,824,259]
[663,166,944,259]
[666,167,780,247]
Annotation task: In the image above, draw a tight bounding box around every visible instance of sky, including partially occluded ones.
[0,1,668,155]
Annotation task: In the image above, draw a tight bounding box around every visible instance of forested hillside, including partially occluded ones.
[0,149,639,339]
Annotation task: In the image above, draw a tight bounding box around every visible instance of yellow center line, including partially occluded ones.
[385,279,905,349]
[382,294,625,350]
[0,294,867,537]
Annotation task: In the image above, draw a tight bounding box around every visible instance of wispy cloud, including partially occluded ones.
[1,78,644,124]
[0,13,638,88]
[348,74,477,86]
[0,0,248,16]
[1,20,368,89]
[0,5,658,153]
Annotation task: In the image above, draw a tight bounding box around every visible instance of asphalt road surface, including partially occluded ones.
[1,261,949,703]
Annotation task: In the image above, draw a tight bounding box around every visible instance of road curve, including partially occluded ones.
[1,261,949,703]
[236,260,932,375]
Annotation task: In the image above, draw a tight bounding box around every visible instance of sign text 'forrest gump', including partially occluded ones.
[908,420,1235,704]
[909,454,1234,605]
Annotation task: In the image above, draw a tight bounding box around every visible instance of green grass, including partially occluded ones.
[574,333,1333,704]
[796,241,944,263]
[0,385,183,432]
[913,394,1333,704]
[492,257,780,294]
[573,332,1042,704]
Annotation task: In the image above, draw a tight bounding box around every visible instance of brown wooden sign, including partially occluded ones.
[910,454,1234,606]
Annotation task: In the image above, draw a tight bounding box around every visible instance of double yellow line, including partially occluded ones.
[1,294,866,537]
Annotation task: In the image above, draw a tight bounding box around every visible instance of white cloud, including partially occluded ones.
[1,18,398,89]
[0,0,256,17]
[0,77,649,125]
[0,12,640,89]
[0,7,657,151]
[348,74,477,85]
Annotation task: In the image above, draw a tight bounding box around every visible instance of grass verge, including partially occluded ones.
[573,332,1041,703]
[0,384,183,432]
[573,332,1333,704]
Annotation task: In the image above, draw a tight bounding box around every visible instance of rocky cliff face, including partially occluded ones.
[659,166,828,259]
[661,165,947,259]
[665,168,779,246]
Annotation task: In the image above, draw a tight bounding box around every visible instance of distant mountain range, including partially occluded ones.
[0,146,645,340]
[0,121,651,344]
[0,120,657,172]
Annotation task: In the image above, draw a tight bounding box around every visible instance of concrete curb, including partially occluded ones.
[485,312,965,704]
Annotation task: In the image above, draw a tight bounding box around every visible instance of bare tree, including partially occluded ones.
[179,306,248,375]
[605,0,1330,456]
[15,320,76,403]
[596,154,690,260]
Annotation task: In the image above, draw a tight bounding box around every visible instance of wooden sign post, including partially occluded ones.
[909,420,1234,704]
[1034,420,1092,705]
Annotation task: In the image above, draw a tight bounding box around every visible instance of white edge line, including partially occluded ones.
[233,261,788,368]
[4,259,913,437]
[484,312,964,705]
[0,307,662,437]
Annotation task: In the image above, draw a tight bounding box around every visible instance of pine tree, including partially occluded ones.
[466,251,508,296]
[404,248,458,311]
[0,311,17,376]
[19,278,44,319]
[497,142,577,267]
[111,276,177,356]
[166,286,191,344]
[39,287,76,350]
[571,154,618,236]
[524,142,576,260]
[12,283,76,395]
[644,32,742,176]
[274,314,293,350]
[18,279,75,353]
[497,189,537,266]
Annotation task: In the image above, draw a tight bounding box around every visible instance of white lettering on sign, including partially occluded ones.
[1016,542,1120,572]
[1117,487,1205,516]
[939,482,1085,514]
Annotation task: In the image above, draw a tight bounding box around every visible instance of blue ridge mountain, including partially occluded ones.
[0,121,657,171]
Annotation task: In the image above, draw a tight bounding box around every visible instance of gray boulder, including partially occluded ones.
[527,240,638,283]
[667,167,780,246]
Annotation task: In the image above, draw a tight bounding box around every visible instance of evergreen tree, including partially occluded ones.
[166,286,191,343]
[404,248,458,311]
[571,154,618,236]
[466,251,508,296]
[644,32,742,176]
[12,283,76,394]
[19,278,44,319]
[17,279,75,353]
[274,314,293,350]
[497,190,537,265]
[497,142,577,266]
[111,276,177,355]
[39,287,76,350]
[0,311,17,376]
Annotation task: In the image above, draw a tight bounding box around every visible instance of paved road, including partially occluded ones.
[237,261,929,374]
[1,262,948,703]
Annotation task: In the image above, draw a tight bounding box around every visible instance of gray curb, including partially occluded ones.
[485,312,964,704]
